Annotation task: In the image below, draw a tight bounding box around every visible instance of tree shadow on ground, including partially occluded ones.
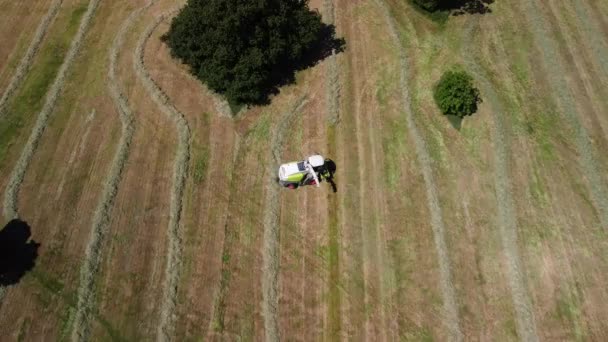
[262,24,346,106]
[446,114,463,130]
[0,219,40,286]
[448,0,494,15]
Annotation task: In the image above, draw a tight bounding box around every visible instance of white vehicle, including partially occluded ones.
[278,155,330,189]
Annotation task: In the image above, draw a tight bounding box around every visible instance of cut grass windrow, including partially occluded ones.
[462,19,539,342]
[262,96,308,342]
[375,1,462,340]
[323,0,340,125]
[134,10,191,342]
[0,0,64,118]
[520,0,608,231]
[571,1,608,87]
[2,0,100,220]
[70,1,158,341]
[325,51,340,125]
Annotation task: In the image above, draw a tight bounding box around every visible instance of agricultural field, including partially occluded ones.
[1,0,608,340]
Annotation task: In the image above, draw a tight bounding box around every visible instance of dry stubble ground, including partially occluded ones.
[0,0,54,89]
[0,0,608,340]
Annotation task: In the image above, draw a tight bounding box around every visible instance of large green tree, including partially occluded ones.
[163,0,343,106]
[411,0,493,13]
[433,70,481,118]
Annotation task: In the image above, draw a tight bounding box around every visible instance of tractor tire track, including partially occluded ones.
[0,0,63,118]
[322,0,342,337]
[70,1,158,341]
[134,10,190,342]
[262,96,308,342]
[462,19,539,342]
[375,1,462,340]
[2,0,100,220]
[519,0,608,231]
[206,136,242,338]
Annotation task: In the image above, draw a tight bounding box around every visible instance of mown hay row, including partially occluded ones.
[2,0,100,220]
[571,1,608,89]
[520,0,608,230]
[133,10,191,342]
[374,1,463,340]
[70,1,159,340]
[323,0,340,125]
[462,19,539,342]
[325,51,340,125]
[0,0,64,117]
[262,96,308,342]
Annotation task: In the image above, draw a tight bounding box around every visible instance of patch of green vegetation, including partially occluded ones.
[17,318,30,342]
[58,308,75,342]
[522,222,553,251]
[529,164,548,206]
[504,318,518,339]
[0,4,86,168]
[111,231,130,248]
[193,147,210,184]
[237,304,255,340]
[426,124,447,166]
[375,65,397,107]
[555,290,586,341]
[32,269,65,294]
[327,198,341,339]
[382,118,408,189]
[524,110,558,162]
[249,113,271,142]
[402,325,434,342]
[69,3,88,25]
[387,237,413,289]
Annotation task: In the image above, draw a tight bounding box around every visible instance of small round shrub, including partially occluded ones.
[433,70,481,118]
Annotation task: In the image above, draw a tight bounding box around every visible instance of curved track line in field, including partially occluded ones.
[374,1,462,340]
[462,19,539,342]
[134,10,191,342]
[520,0,608,231]
[70,1,159,340]
[2,0,100,220]
[0,0,64,117]
[262,96,308,342]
